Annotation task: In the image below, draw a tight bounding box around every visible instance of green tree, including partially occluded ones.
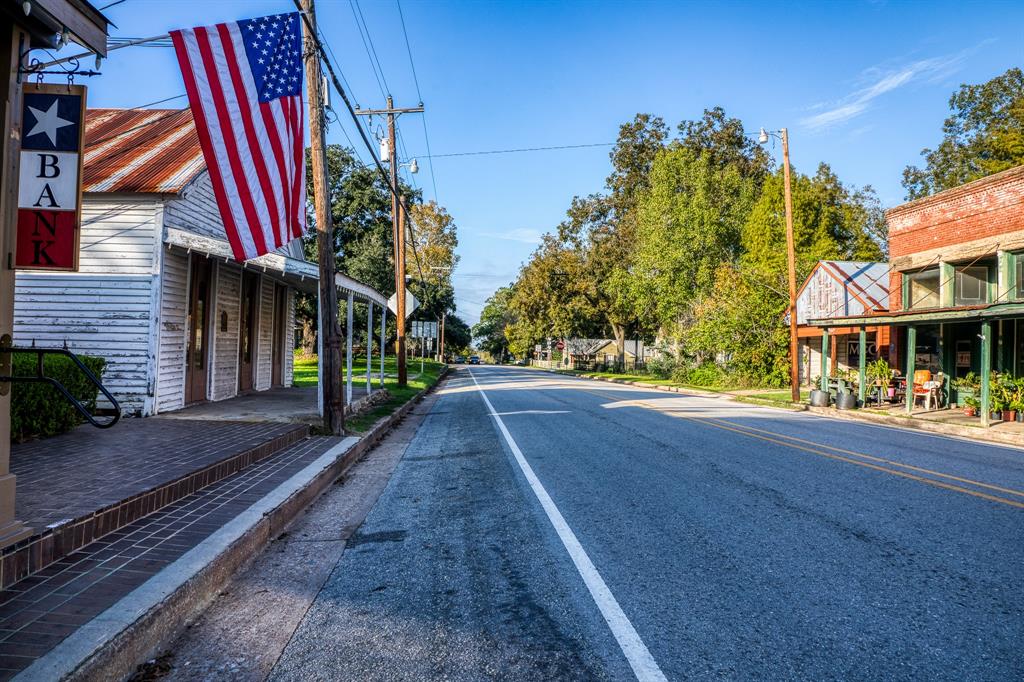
[903,67,1024,199]
[473,286,515,359]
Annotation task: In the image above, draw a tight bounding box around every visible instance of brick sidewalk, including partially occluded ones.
[0,436,341,680]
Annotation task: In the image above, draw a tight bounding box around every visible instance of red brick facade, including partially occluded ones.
[884,165,1024,314]
[887,166,1024,260]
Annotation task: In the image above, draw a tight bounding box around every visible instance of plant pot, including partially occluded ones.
[809,390,831,407]
[991,411,1003,422]
[835,393,858,410]
[887,387,896,399]
[1018,411,1024,423]
[964,407,977,417]
[1007,410,1018,423]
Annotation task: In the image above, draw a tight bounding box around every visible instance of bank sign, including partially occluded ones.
[15,83,86,271]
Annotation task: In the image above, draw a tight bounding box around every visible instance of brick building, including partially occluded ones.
[809,164,1024,424]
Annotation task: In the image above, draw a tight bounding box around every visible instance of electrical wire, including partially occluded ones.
[396,0,439,204]
[419,142,616,158]
[348,0,388,100]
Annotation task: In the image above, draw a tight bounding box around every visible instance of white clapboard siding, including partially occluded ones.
[211,262,241,401]
[255,276,274,391]
[284,288,295,386]
[156,248,189,413]
[13,273,153,413]
[78,198,159,275]
[163,172,228,241]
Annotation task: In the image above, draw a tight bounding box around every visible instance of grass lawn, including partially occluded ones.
[293,352,444,434]
[548,367,810,403]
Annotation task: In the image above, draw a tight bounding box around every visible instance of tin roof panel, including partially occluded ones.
[82,108,205,194]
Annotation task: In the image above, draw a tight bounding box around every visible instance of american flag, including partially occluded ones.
[170,12,306,262]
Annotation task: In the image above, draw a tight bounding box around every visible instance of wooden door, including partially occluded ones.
[185,255,212,404]
[271,285,286,387]
[238,272,259,393]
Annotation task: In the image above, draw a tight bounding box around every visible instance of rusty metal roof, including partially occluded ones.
[83,109,205,194]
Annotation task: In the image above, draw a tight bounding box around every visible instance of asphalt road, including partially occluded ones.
[272,365,1024,681]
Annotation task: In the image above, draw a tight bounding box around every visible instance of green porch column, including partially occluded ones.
[906,325,917,415]
[858,326,867,404]
[820,328,829,392]
[980,320,992,427]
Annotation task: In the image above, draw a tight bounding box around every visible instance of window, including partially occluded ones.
[955,265,989,306]
[1016,254,1024,300]
[906,269,940,309]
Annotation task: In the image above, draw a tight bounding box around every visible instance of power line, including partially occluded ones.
[396,0,439,204]
[419,142,615,158]
[348,0,389,100]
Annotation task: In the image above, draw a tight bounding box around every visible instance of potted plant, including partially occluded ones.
[866,359,893,403]
[1008,398,1024,423]
[963,396,980,417]
[951,371,980,408]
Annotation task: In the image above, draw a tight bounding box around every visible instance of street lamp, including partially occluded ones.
[759,127,800,403]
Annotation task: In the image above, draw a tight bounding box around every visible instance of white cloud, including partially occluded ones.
[800,44,988,132]
[481,228,543,244]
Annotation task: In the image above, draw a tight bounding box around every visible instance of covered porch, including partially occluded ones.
[809,302,1024,428]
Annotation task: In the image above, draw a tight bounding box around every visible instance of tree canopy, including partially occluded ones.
[903,67,1024,199]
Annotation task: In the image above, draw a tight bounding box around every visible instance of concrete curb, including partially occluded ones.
[530,366,1022,446]
[19,367,450,682]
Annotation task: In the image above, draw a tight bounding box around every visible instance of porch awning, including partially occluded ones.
[164,228,387,307]
[807,301,1024,327]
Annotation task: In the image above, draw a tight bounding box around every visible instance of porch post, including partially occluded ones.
[906,324,917,415]
[346,292,354,406]
[980,320,992,427]
[858,326,867,404]
[820,327,829,392]
[380,309,386,388]
[366,302,372,393]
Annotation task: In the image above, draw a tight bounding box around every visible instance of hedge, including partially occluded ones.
[10,353,107,442]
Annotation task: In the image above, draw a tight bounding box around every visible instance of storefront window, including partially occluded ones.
[906,268,940,309]
[1016,254,1024,300]
[955,265,989,306]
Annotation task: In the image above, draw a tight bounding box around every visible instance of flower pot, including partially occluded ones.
[887,387,896,399]
[835,393,858,410]
[809,390,831,407]
[1017,411,1024,423]
[991,411,1003,422]
[1007,410,1018,423]
[964,407,977,417]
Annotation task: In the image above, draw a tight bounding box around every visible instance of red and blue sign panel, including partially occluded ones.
[15,83,86,271]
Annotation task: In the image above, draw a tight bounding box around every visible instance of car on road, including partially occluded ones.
[454,355,466,364]
[469,355,481,364]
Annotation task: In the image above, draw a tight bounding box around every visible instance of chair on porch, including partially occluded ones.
[911,370,939,410]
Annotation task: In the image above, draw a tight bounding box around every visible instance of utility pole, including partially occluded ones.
[355,98,422,387]
[781,128,800,404]
[301,0,344,433]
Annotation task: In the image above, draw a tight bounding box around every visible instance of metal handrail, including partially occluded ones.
[0,346,121,429]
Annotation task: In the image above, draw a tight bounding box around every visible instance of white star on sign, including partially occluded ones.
[26,100,74,145]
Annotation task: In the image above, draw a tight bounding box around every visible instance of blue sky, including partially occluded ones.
[77,0,1023,324]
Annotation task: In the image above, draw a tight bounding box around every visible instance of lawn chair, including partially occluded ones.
[911,370,937,410]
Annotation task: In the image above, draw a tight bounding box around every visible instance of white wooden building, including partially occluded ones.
[13,108,384,417]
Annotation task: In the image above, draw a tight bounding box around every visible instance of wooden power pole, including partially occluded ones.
[781,128,800,404]
[355,97,422,387]
[301,0,344,433]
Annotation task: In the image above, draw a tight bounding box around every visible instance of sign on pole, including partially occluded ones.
[387,290,418,318]
[16,83,86,271]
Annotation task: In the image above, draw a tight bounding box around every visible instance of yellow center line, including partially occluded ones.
[582,388,1024,510]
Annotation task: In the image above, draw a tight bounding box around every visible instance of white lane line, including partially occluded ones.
[492,409,571,416]
[468,369,667,682]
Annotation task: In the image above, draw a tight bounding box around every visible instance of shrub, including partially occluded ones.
[673,361,724,387]
[10,353,107,442]
[646,352,684,379]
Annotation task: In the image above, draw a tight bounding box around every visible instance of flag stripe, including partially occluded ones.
[182,28,258,259]
[218,23,285,250]
[170,13,306,262]
[170,29,248,261]
[193,26,269,256]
